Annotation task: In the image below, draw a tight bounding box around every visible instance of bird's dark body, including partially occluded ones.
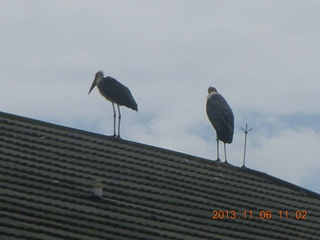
[206,93,234,143]
[88,71,138,138]
[97,77,138,111]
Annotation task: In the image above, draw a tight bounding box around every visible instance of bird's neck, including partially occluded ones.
[207,91,218,99]
[95,77,104,86]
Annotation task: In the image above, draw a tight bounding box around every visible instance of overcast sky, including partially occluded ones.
[1,0,320,193]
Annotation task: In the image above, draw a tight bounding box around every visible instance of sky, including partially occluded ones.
[1,0,320,193]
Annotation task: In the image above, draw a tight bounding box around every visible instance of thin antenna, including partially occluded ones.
[241,123,253,168]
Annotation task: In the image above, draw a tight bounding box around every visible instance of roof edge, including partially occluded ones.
[239,166,320,200]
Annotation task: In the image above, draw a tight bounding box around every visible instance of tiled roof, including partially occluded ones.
[1,111,320,240]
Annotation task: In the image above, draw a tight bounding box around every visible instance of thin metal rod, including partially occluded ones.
[241,123,253,167]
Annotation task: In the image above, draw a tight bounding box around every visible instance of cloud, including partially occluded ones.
[248,127,320,192]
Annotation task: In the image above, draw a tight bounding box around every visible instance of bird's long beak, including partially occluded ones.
[88,80,97,94]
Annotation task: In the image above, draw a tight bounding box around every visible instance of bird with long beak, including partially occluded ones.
[206,87,234,162]
[88,71,138,138]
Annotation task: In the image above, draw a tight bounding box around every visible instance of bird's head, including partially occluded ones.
[207,87,218,99]
[208,87,218,94]
[88,71,104,94]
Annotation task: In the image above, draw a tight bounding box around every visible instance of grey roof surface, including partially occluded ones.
[1,111,320,240]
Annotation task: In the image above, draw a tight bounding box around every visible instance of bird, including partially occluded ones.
[88,71,138,138]
[206,87,234,163]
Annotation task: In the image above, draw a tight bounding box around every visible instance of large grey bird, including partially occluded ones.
[88,71,138,138]
[206,87,234,162]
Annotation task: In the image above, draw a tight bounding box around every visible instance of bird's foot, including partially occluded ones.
[224,160,229,164]
[216,158,222,163]
[112,134,122,139]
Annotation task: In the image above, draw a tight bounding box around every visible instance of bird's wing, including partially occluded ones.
[206,94,234,141]
[98,77,138,111]
[206,94,232,123]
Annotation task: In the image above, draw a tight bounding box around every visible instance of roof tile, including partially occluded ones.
[1,111,320,239]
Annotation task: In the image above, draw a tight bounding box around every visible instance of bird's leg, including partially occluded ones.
[216,138,221,162]
[117,104,121,138]
[112,103,116,137]
[224,143,228,163]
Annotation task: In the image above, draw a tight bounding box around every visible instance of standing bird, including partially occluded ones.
[88,71,138,138]
[206,87,234,163]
